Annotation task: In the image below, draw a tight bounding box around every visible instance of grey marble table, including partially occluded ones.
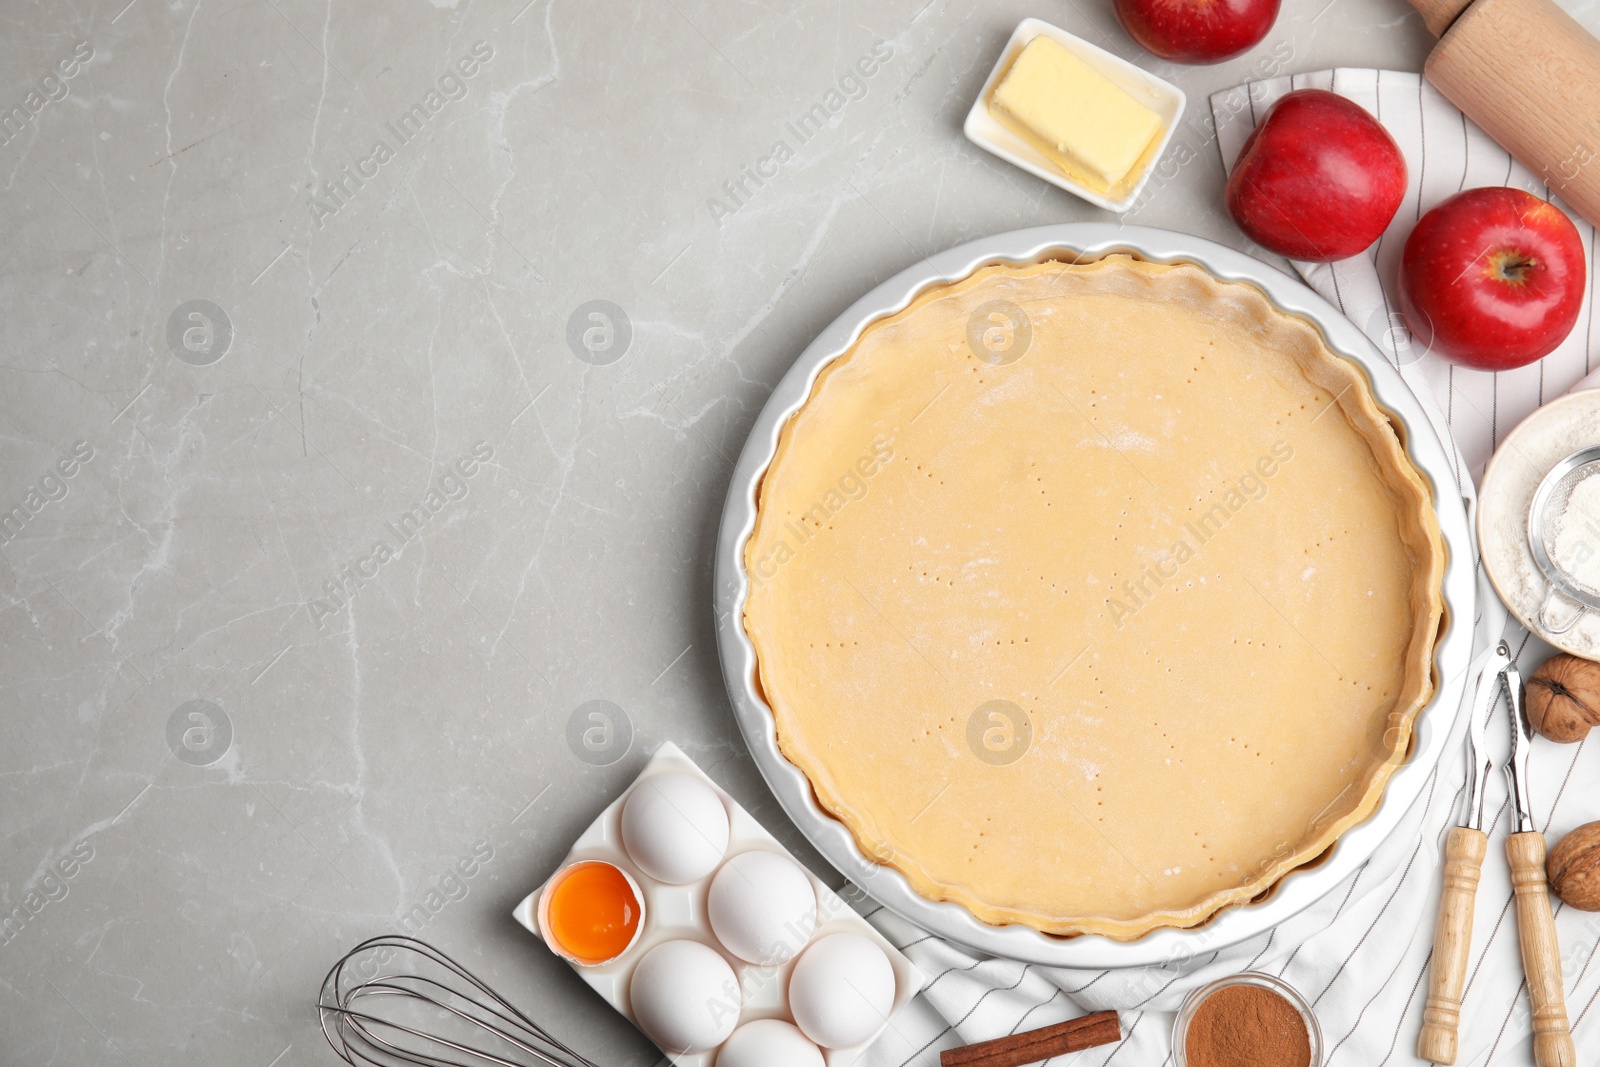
[3,1,1597,1065]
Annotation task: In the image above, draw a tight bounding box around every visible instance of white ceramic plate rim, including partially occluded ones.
[712,224,1476,968]
[1479,388,1600,657]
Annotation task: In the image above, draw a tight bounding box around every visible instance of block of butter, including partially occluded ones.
[989,35,1162,191]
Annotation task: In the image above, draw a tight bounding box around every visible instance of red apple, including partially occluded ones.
[1397,187,1585,371]
[1225,89,1407,262]
[1114,0,1280,64]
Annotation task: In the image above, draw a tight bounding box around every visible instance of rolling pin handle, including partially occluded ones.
[1407,0,1473,36]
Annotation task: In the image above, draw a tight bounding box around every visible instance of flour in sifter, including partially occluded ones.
[1551,473,1600,592]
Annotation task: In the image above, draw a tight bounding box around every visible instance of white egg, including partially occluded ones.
[708,850,817,965]
[787,933,896,1049]
[628,939,742,1053]
[717,1018,824,1067]
[621,772,730,884]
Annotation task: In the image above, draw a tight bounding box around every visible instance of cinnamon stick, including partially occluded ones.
[939,1010,1122,1067]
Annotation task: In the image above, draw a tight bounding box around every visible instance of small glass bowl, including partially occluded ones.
[1172,972,1322,1067]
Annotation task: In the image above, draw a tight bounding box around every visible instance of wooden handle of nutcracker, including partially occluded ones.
[1506,832,1577,1067]
[1403,0,1600,228]
[1418,826,1488,1065]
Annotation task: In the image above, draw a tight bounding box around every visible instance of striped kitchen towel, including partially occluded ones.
[858,69,1600,1067]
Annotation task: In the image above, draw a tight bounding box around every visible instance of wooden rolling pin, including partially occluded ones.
[1409,0,1600,227]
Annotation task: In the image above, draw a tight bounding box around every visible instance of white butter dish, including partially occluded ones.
[514,742,925,1067]
[963,18,1185,213]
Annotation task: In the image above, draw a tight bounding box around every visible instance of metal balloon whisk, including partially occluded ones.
[318,935,604,1067]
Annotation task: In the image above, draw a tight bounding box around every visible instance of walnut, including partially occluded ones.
[1548,822,1600,911]
[1525,654,1600,743]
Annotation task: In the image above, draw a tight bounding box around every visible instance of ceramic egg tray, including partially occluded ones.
[514,742,926,1067]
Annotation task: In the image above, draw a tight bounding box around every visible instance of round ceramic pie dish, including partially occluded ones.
[712,224,1476,968]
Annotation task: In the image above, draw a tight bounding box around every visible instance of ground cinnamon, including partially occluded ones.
[1185,984,1312,1067]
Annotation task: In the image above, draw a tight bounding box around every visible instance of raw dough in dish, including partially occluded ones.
[742,255,1443,940]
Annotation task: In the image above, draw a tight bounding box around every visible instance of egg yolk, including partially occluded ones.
[546,861,640,964]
